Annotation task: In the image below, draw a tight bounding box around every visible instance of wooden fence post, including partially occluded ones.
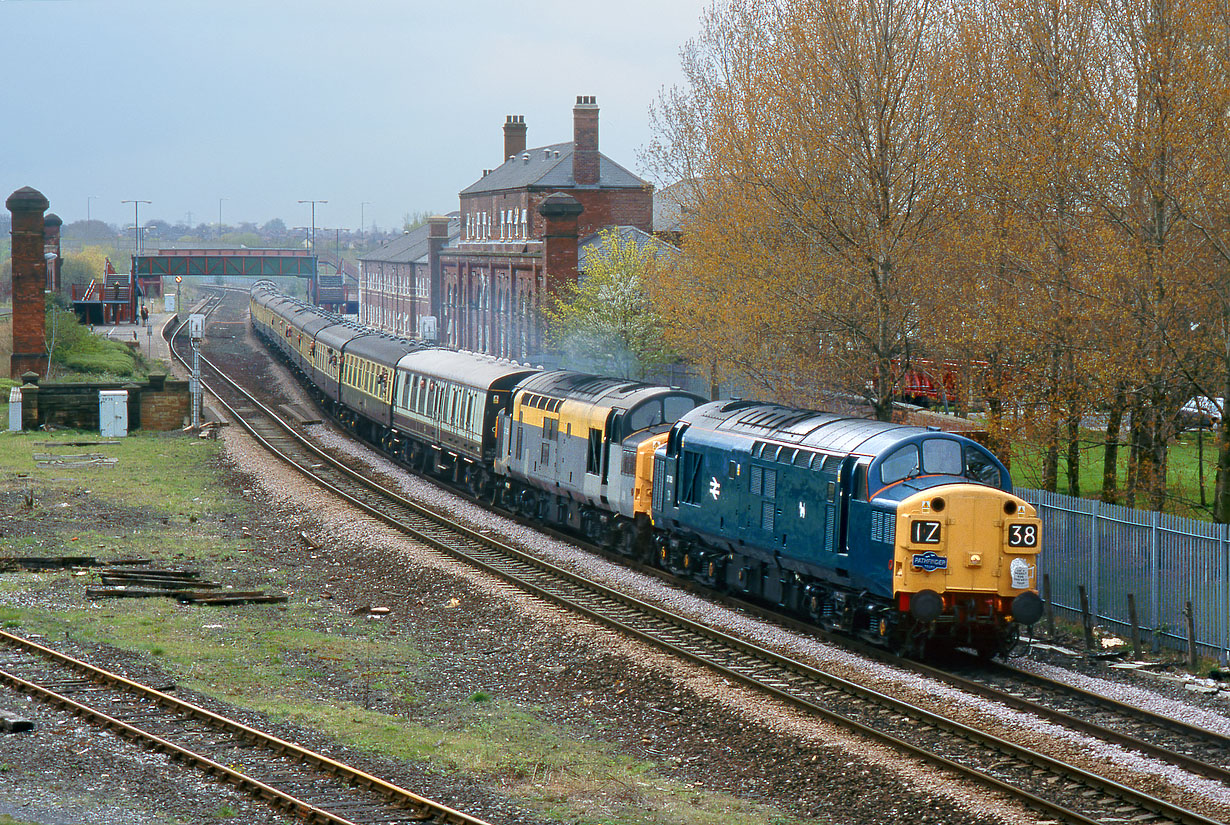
[1127,593,1143,660]
[1043,573,1055,639]
[1079,585,1095,651]
[1186,601,1199,672]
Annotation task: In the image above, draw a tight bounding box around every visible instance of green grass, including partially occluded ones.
[1011,428,1223,519]
[0,428,814,825]
[47,305,149,380]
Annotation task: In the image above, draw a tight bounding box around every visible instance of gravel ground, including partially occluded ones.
[3,294,1228,825]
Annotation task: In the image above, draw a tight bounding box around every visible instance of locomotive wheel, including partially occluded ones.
[617,524,636,557]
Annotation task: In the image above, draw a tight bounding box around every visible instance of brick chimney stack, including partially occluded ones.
[503,115,527,161]
[538,192,584,298]
[572,95,599,186]
[44,213,62,292]
[7,186,50,379]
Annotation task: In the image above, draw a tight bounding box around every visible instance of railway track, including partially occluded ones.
[715,596,1230,785]
[0,629,490,825]
[175,289,1226,825]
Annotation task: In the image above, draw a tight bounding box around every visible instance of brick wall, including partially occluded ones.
[14,373,190,432]
[139,383,191,430]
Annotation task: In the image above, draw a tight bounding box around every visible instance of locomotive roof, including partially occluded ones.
[515,370,700,409]
[683,400,932,458]
[397,349,539,390]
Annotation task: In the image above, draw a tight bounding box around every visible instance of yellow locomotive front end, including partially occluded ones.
[893,484,1043,655]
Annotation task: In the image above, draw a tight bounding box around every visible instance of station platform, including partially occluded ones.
[89,310,179,365]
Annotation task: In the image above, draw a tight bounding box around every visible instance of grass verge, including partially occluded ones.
[0,429,811,825]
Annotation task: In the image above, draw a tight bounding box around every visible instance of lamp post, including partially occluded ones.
[218,197,229,242]
[298,199,327,255]
[44,252,58,377]
[320,228,346,270]
[86,195,99,223]
[121,199,151,255]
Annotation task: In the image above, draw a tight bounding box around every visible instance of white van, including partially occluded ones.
[1179,396,1224,430]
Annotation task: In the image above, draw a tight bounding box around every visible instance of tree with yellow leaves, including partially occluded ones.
[1165,0,1230,521]
[543,229,676,380]
[931,0,1120,495]
[648,0,957,419]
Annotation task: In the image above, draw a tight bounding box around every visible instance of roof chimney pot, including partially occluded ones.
[572,95,599,186]
[503,113,527,162]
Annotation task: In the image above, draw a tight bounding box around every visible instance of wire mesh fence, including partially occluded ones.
[1020,488,1230,659]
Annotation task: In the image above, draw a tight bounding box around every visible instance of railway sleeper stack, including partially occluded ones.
[1,556,100,572]
[88,566,286,606]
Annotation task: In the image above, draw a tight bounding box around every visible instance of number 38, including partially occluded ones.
[1008,523,1038,547]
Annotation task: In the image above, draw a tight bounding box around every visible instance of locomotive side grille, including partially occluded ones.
[652,456,666,513]
[871,510,895,544]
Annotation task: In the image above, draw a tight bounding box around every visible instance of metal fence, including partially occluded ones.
[1019,488,1230,659]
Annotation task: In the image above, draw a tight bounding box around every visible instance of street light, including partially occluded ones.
[45,252,59,376]
[298,199,327,255]
[218,197,229,242]
[319,228,347,269]
[86,195,99,223]
[121,199,151,255]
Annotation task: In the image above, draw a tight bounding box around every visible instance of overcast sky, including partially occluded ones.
[1,0,708,233]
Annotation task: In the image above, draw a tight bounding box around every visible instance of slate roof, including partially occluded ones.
[460,142,649,196]
[359,214,460,265]
[652,179,697,233]
[578,226,679,271]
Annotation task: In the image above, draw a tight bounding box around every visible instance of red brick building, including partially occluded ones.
[359,96,654,360]
[358,214,460,339]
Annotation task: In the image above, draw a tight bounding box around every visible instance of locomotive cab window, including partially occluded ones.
[679,450,704,505]
[880,445,920,484]
[921,438,962,476]
[664,395,696,423]
[586,428,603,474]
[627,401,664,433]
[964,446,1002,486]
